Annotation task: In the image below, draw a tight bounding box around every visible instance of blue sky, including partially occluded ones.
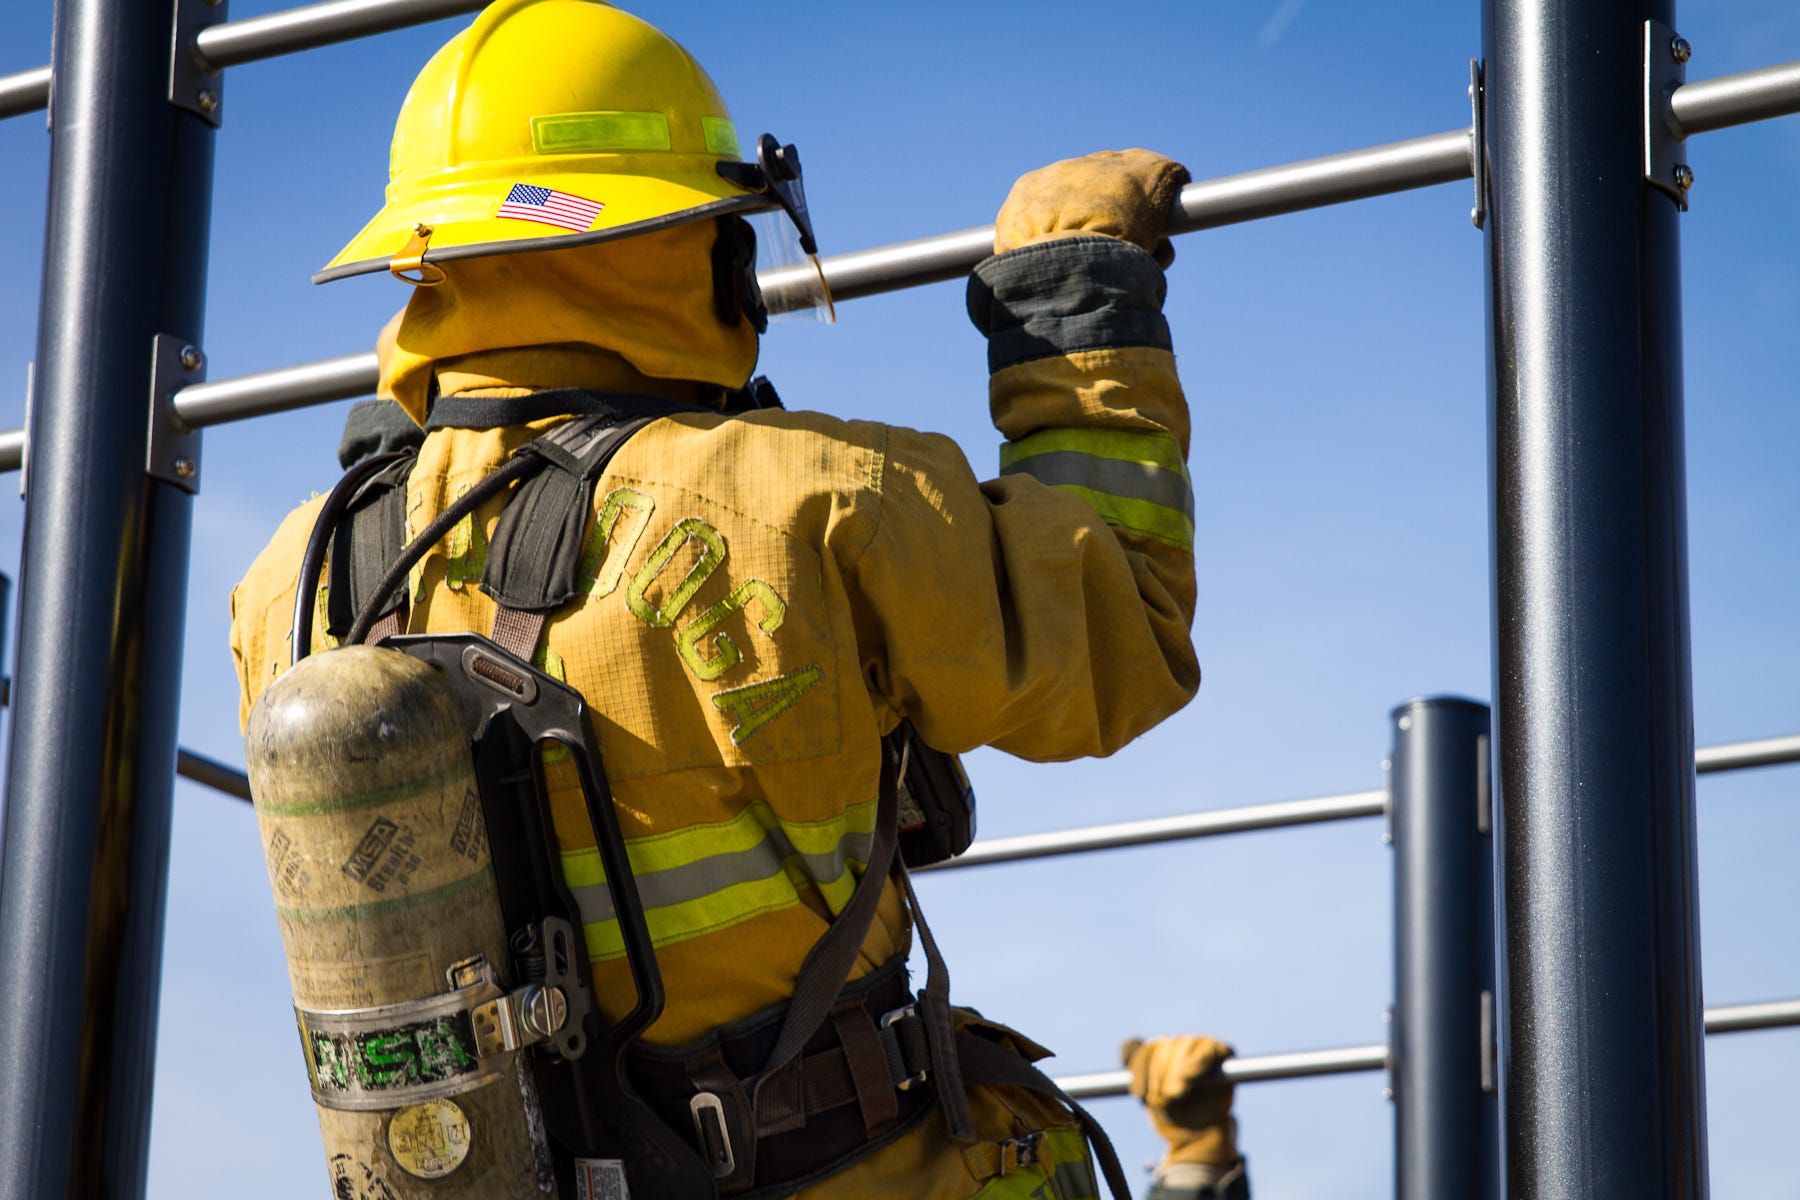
[1,2,1798,1196]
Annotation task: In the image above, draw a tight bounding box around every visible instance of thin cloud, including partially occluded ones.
[1256,0,1308,49]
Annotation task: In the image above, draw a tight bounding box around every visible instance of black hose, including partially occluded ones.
[290,451,410,665]
[343,454,540,647]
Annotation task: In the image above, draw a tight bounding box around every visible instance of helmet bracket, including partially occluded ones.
[716,133,818,256]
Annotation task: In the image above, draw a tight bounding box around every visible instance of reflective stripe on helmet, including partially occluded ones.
[1000,427,1194,551]
[560,795,878,961]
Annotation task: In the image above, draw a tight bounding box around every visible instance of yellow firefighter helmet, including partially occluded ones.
[315,0,812,285]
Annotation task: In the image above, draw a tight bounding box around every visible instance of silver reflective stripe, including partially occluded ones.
[1003,451,1195,520]
[571,824,876,924]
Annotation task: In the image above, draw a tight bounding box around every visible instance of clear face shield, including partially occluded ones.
[752,209,834,324]
[718,134,835,325]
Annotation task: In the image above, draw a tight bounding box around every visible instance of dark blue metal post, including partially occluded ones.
[1389,698,1498,1200]
[0,0,221,1194]
[1482,0,1709,1196]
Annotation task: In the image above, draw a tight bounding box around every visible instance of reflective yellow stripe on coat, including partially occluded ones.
[560,794,878,960]
[1000,426,1194,552]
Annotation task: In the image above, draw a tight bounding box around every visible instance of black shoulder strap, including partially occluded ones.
[309,390,694,653]
[326,453,414,640]
[482,414,654,614]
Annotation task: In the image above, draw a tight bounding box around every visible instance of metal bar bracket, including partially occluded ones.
[169,0,228,125]
[1469,59,1488,229]
[148,335,205,493]
[1644,19,1692,210]
[1479,989,1497,1094]
[18,364,31,499]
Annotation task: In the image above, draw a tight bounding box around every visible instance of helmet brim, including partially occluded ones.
[314,165,778,284]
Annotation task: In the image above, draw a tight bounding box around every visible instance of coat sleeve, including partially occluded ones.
[842,235,1198,760]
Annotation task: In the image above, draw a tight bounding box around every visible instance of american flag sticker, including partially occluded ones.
[495,183,604,232]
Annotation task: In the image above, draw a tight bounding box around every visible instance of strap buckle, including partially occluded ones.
[689,1091,737,1179]
[879,1003,929,1091]
[995,1131,1043,1176]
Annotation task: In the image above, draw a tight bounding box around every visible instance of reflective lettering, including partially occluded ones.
[626,518,726,628]
[581,486,655,598]
[711,666,823,745]
[676,579,786,681]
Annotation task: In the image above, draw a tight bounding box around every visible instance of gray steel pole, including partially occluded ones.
[1389,698,1498,1200]
[0,0,220,1193]
[1483,1,1709,1197]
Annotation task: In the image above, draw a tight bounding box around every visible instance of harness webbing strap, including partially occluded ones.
[751,751,898,1095]
[364,610,404,646]
[830,1001,899,1137]
[898,863,974,1141]
[344,454,537,647]
[425,389,699,429]
[489,607,547,661]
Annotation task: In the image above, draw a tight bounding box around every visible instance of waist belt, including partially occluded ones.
[629,955,936,1198]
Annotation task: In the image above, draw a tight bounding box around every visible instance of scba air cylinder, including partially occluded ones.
[246,644,553,1198]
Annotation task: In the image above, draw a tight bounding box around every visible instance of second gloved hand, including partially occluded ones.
[1121,1034,1239,1167]
[993,149,1191,265]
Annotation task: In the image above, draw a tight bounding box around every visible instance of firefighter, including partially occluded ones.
[231,1,1201,1196]
[1123,1036,1248,1199]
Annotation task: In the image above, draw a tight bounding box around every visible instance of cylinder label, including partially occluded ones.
[387,1098,473,1179]
[303,1009,488,1109]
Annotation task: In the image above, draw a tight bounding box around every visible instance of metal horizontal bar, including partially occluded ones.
[1052,995,1800,1099]
[918,729,1793,874]
[0,66,50,121]
[176,749,250,801]
[763,128,1474,312]
[917,790,1389,874]
[1700,998,1800,1035]
[1055,1043,1390,1099]
[1671,57,1800,136]
[0,57,1791,423]
[162,726,1798,824]
[1694,733,1800,775]
[0,0,483,120]
[193,0,487,72]
[173,352,378,428]
[0,353,379,473]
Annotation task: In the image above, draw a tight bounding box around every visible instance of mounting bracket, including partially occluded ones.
[1469,58,1487,230]
[148,334,205,494]
[1643,18,1691,210]
[169,0,228,126]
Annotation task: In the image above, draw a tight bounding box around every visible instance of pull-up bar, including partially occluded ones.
[0,0,489,118]
[0,49,1795,456]
[1050,997,1800,1100]
[163,729,1799,828]
[0,50,1791,465]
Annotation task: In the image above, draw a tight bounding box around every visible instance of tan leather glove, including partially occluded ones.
[993,149,1191,266]
[1121,1034,1239,1167]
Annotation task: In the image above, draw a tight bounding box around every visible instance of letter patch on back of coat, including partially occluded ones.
[559,484,840,775]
